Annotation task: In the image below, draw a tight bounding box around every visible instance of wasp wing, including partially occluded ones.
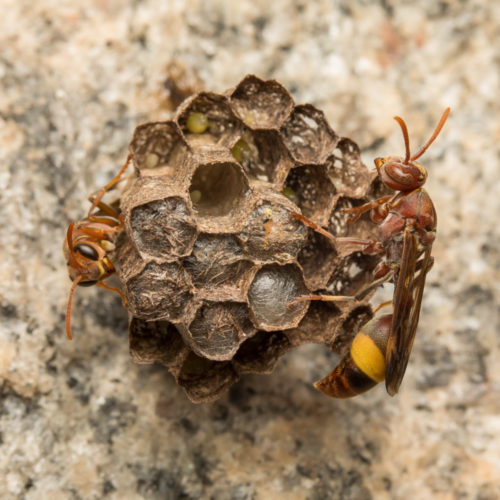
[385,226,432,396]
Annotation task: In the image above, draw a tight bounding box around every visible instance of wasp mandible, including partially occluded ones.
[292,108,450,397]
[63,156,132,340]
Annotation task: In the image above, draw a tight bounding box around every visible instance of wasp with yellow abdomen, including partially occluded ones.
[291,108,450,397]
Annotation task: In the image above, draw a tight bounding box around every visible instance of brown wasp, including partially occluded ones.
[291,108,450,397]
[63,156,132,340]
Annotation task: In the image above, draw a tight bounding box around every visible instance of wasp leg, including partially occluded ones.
[88,197,121,219]
[334,237,384,255]
[354,271,395,301]
[344,195,393,224]
[292,212,384,255]
[96,281,127,306]
[416,255,434,274]
[372,300,393,314]
[287,294,354,309]
[77,215,124,241]
[86,212,125,235]
[291,213,336,244]
[87,154,132,217]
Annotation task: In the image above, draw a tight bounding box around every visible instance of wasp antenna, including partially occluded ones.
[394,116,411,163]
[66,221,80,270]
[410,107,450,161]
[67,221,75,252]
[66,275,82,340]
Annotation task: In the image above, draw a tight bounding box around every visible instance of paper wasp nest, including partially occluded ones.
[115,75,384,402]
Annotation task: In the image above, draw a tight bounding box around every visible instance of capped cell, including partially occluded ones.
[248,263,308,330]
[177,352,239,403]
[125,261,193,322]
[184,234,253,291]
[185,301,256,361]
[130,197,198,260]
[238,200,307,262]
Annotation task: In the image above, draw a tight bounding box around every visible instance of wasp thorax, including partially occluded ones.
[114,75,385,403]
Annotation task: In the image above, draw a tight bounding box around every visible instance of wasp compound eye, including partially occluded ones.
[74,243,99,261]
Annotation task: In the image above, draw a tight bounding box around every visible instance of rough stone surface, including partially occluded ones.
[1,1,499,499]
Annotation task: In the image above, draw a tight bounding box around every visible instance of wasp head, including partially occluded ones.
[375,108,450,193]
[374,156,427,192]
[63,222,113,285]
[64,221,116,339]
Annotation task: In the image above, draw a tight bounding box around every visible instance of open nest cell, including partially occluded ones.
[284,165,336,225]
[189,161,250,218]
[177,93,242,148]
[129,121,188,174]
[230,75,293,129]
[230,129,292,184]
[281,105,339,164]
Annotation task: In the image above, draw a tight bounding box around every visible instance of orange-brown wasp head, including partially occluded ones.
[64,222,113,285]
[64,221,116,339]
[374,156,427,192]
[375,108,450,193]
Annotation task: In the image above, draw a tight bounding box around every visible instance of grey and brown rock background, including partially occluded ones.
[1,1,498,498]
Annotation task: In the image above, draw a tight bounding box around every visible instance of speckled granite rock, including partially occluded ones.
[0,1,499,499]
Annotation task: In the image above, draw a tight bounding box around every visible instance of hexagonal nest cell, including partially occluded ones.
[110,75,386,402]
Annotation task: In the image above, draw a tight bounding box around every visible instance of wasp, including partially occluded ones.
[291,108,450,397]
[63,156,132,340]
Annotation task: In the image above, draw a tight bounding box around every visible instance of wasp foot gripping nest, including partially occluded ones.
[114,75,385,403]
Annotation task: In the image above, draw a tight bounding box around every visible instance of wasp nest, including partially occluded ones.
[115,75,384,402]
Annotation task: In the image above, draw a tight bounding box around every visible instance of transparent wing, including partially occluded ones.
[385,226,432,396]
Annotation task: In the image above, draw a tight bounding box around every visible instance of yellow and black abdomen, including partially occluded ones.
[315,314,392,398]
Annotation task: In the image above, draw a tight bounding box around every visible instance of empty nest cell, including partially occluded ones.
[326,137,371,196]
[130,121,187,173]
[230,129,292,184]
[189,161,250,218]
[281,105,339,164]
[129,318,188,367]
[284,164,336,225]
[297,230,339,291]
[229,74,294,129]
[177,353,238,402]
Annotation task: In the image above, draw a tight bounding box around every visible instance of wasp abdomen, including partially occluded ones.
[314,314,392,398]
